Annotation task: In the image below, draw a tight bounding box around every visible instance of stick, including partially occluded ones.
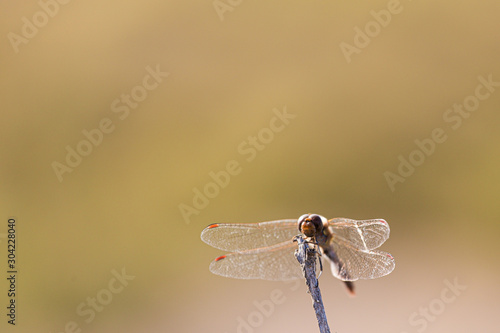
[294,235,331,333]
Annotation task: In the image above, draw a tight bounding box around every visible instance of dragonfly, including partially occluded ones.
[201,213,395,294]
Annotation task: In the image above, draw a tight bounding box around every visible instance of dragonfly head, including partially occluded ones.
[297,213,328,237]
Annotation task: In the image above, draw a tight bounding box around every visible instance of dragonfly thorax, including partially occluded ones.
[297,213,328,238]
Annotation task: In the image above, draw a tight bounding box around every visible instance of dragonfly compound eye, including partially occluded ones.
[309,214,325,230]
[298,213,324,237]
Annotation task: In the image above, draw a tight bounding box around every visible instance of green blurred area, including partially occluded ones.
[1,1,499,332]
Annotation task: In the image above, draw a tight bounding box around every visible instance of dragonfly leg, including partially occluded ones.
[316,243,323,280]
[308,238,324,281]
[296,235,324,283]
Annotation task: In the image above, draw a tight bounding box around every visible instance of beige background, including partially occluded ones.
[1,1,499,332]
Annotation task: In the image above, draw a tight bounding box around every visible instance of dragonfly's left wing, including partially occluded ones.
[201,219,297,252]
[208,241,304,280]
[327,218,390,251]
[324,218,395,281]
[324,244,395,281]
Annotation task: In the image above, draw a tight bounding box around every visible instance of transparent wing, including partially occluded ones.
[201,219,298,252]
[208,241,304,280]
[327,218,390,251]
[325,244,395,281]
[323,218,395,281]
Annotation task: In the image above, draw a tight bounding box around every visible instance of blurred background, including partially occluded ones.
[1,1,499,332]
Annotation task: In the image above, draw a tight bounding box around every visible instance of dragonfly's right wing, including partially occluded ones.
[201,219,298,252]
[208,241,304,280]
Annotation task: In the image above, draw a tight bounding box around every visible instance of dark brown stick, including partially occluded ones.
[294,235,331,333]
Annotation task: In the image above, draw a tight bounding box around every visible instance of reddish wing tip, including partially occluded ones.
[207,224,219,229]
[214,255,226,262]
